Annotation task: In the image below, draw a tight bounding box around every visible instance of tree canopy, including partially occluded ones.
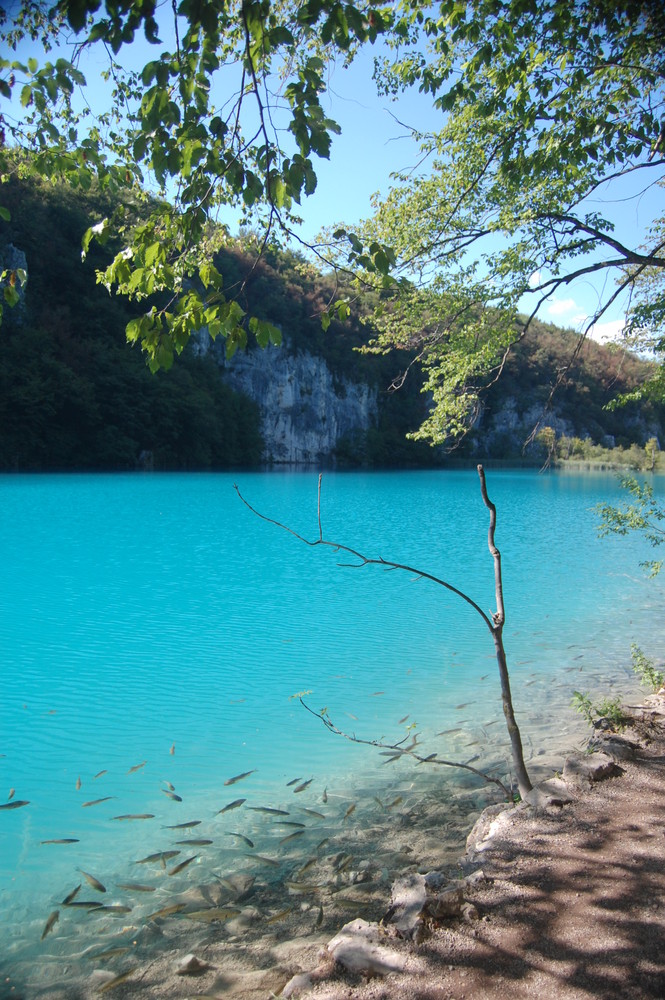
[341,0,665,442]
[2,1,664,445]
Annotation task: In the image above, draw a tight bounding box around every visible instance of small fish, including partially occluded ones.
[418,753,438,763]
[374,795,384,809]
[284,880,320,894]
[371,691,385,696]
[381,754,402,765]
[93,770,108,779]
[217,798,246,814]
[79,870,106,893]
[127,761,146,774]
[145,903,187,921]
[266,906,293,923]
[41,838,79,844]
[322,787,328,804]
[279,830,305,845]
[247,853,280,867]
[227,832,254,848]
[169,743,175,755]
[343,803,356,821]
[293,779,313,793]
[63,900,104,909]
[0,799,29,810]
[8,788,15,800]
[41,910,59,940]
[301,808,325,819]
[75,776,81,791]
[286,777,301,786]
[315,904,324,927]
[116,883,156,892]
[175,838,213,846]
[163,820,201,829]
[398,715,409,724]
[455,702,473,709]
[386,796,403,809]
[90,946,130,962]
[61,884,81,905]
[182,906,240,922]
[163,780,175,791]
[275,820,306,828]
[111,814,155,821]
[436,727,462,736]
[135,850,180,865]
[92,904,132,914]
[98,967,138,993]
[247,806,289,815]
[297,857,317,876]
[334,854,353,873]
[82,796,115,807]
[168,855,199,875]
[224,769,257,786]
[162,789,182,802]
[316,838,329,851]
[345,712,358,721]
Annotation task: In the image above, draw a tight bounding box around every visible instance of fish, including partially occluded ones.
[182,906,240,922]
[79,869,106,893]
[322,787,328,804]
[0,800,29,810]
[135,850,180,865]
[334,854,353,873]
[41,838,79,844]
[266,906,293,924]
[217,798,246,814]
[436,727,462,736]
[279,830,305,845]
[247,854,280,867]
[456,702,474,709]
[314,904,324,927]
[164,820,201,829]
[145,903,187,921]
[127,761,146,774]
[61,884,81,905]
[418,753,438,763]
[169,743,175,755]
[284,881,320,894]
[227,832,254,848]
[386,796,403,809]
[381,754,402,765]
[41,910,59,940]
[286,777,301,786]
[398,715,409,724]
[92,905,132,914]
[274,820,306,828]
[345,712,358,720]
[293,779,313,793]
[98,967,138,993]
[63,900,104,909]
[82,796,115,807]
[8,788,15,800]
[224,769,257,786]
[111,814,155,821]
[316,838,329,851]
[163,780,175,791]
[168,855,199,875]
[374,796,384,809]
[93,770,108,779]
[162,789,182,802]
[116,883,156,892]
[247,806,289,815]
[343,803,356,820]
[371,691,385,696]
[299,808,324,821]
[75,776,81,791]
[174,838,213,846]
[297,857,317,876]
[90,946,130,962]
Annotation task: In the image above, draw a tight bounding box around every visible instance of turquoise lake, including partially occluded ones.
[1,468,664,993]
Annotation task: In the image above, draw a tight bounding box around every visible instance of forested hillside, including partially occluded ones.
[0,174,662,471]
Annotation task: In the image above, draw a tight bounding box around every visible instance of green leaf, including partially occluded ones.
[0,206,10,222]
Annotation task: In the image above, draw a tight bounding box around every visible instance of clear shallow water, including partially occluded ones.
[1,469,664,988]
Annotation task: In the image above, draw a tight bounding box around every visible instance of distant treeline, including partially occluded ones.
[0,172,661,471]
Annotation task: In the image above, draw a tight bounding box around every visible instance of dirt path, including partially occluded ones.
[291,693,665,1000]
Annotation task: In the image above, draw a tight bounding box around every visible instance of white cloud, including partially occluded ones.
[587,318,625,344]
[547,297,578,316]
[528,270,541,289]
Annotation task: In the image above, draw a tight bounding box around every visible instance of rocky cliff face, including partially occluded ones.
[193,332,378,464]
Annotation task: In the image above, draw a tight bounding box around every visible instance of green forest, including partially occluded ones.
[1,172,663,472]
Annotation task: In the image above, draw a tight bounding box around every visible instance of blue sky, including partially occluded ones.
[3,14,663,344]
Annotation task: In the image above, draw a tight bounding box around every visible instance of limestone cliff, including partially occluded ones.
[193,331,378,464]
